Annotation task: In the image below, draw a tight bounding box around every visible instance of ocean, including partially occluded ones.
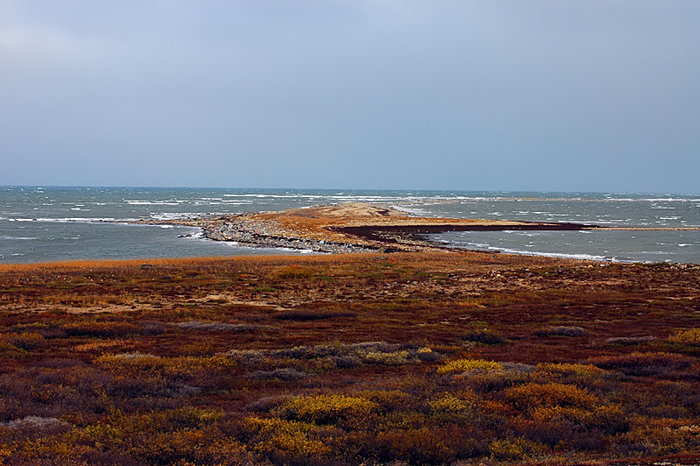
[1,187,698,264]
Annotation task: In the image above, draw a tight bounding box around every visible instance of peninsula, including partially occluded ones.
[139,202,597,253]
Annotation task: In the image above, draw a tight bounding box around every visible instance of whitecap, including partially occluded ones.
[490,247,611,262]
[391,205,431,216]
[13,217,129,224]
[125,200,181,206]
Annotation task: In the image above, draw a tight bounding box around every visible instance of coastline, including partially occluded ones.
[138,202,599,255]
[4,190,698,264]
[132,202,698,263]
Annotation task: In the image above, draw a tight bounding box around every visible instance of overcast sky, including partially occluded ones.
[1,1,698,192]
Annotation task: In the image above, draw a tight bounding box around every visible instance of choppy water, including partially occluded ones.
[1,187,698,264]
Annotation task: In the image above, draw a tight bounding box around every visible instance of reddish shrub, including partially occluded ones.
[590,352,693,377]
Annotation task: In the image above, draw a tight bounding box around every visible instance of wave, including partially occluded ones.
[390,205,432,217]
[7,217,130,224]
[149,212,221,221]
[486,246,614,262]
[447,240,619,262]
[125,200,184,206]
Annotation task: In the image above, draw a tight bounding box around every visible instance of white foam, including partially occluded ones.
[149,212,208,221]
[125,200,182,206]
[40,217,120,223]
[0,235,37,240]
[8,217,129,224]
[490,246,610,261]
[391,205,431,217]
[445,238,621,262]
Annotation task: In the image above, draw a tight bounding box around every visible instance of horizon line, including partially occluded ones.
[1,185,699,196]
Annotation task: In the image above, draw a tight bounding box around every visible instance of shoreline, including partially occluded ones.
[3,202,697,265]
[142,202,600,254]
[134,202,698,264]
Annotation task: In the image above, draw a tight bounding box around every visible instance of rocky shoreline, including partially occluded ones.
[140,203,597,255]
[201,216,382,253]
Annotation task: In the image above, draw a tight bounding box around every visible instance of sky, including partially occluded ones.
[1,0,699,193]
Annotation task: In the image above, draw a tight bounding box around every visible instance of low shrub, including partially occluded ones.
[95,352,235,379]
[534,326,587,337]
[175,321,277,332]
[463,329,506,345]
[528,404,628,434]
[244,416,333,462]
[668,328,700,347]
[270,265,315,280]
[589,352,693,377]
[490,437,547,461]
[605,335,656,345]
[505,383,598,410]
[415,347,444,362]
[63,321,140,338]
[356,390,414,412]
[7,332,45,350]
[227,341,432,369]
[466,371,529,393]
[437,359,504,375]
[619,417,700,456]
[274,310,355,321]
[0,339,20,354]
[362,350,410,366]
[375,425,485,464]
[429,392,479,416]
[277,394,377,424]
[535,362,605,379]
[248,368,307,381]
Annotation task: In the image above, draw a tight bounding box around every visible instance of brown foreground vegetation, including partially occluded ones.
[0,252,699,464]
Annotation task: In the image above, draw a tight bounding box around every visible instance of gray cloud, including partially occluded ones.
[1,0,699,192]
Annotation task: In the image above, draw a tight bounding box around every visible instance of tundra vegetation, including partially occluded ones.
[0,252,698,464]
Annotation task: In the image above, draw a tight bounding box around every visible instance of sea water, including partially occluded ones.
[1,187,698,264]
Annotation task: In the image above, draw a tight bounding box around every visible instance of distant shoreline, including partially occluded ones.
[140,203,601,255]
[139,203,698,262]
